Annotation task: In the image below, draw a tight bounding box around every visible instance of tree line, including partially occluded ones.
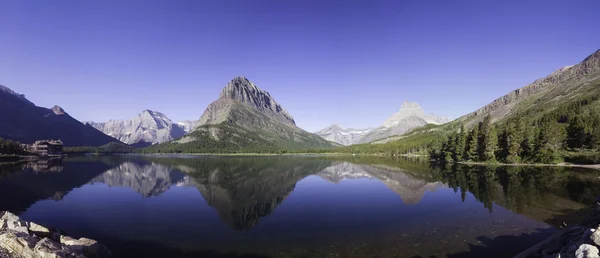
[0,137,26,155]
[430,110,600,164]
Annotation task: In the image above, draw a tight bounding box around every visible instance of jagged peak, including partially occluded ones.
[51,105,66,115]
[215,77,295,125]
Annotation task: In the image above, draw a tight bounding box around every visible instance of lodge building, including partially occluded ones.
[31,140,63,155]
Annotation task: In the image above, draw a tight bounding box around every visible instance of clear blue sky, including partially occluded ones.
[1,1,599,132]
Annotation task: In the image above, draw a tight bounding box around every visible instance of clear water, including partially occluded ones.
[1,155,599,258]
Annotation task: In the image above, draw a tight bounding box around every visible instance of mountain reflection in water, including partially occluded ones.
[1,156,599,258]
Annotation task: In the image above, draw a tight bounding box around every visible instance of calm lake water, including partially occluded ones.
[1,155,600,258]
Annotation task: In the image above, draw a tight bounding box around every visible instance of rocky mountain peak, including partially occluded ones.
[202,76,295,125]
[88,109,192,145]
[51,105,66,115]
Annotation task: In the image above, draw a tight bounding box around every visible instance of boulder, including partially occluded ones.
[34,238,69,258]
[0,231,38,258]
[59,235,82,251]
[60,235,102,257]
[78,237,100,257]
[6,221,29,235]
[592,227,600,247]
[0,212,19,222]
[29,222,51,238]
[576,244,600,258]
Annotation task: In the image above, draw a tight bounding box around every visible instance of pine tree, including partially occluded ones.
[485,125,498,162]
[477,115,497,162]
[520,122,535,162]
[566,116,587,149]
[453,124,467,162]
[588,115,600,150]
[534,121,564,164]
[500,122,521,163]
[465,126,479,161]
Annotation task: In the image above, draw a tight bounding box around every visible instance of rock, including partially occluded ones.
[592,229,600,247]
[0,212,107,258]
[0,231,37,258]
[0,212,19,222]
[29,222,51,238]
[576,244,600,258]
[78,238,100,257]
[7,222,29,235]
[59,236,82,250]
[60,236,101,257]
[34,238,69,258]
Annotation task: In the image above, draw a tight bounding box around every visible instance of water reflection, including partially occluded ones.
[434,164,600,227]
[1,156,600,257]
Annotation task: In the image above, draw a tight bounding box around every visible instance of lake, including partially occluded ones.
[1,155,599,258]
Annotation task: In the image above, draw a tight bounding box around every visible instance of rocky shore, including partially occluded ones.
[0,211,110,258]
[515,203,600,258]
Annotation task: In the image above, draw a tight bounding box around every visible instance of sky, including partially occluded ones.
[1,1,599,132]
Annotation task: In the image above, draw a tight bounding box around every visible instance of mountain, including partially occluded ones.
[360,101,449,143]
[175,120,200,133]
[146,77,334,153]
[382,101,449,127]
[88,110,196,147]
[0,85,119,146]
[314,125,373,146]
[455,49,600,127]
[317,101,448,145]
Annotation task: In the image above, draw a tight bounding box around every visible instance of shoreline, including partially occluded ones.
[457,161,600,170]
[515,205,600,257]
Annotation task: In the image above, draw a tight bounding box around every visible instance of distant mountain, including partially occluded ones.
[88,110,197,146]
[175,120,200,133]
[314,125,373,146]
[0,85,119,146]
[316,101,448,145]
[146,77,334,153]
[359,101,448,143]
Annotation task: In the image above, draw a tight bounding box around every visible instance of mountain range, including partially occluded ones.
[87,110,199,147]
[0,85,119,146]
[316,101,449,145]
[2,49,599,152]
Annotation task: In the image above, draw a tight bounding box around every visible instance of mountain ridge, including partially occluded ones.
[0,85,120,146]
[88,109,198,146]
